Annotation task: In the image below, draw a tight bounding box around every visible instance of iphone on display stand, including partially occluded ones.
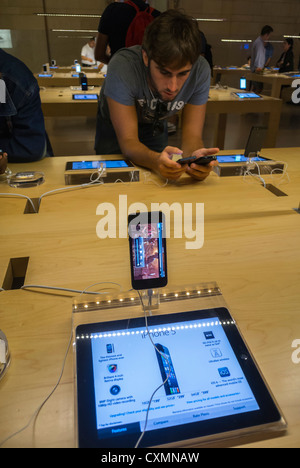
[128,211,168,290]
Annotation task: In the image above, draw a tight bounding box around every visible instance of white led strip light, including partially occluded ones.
[76,320,235,340]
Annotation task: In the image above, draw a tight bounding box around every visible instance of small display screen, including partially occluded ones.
[72,94,98,100]
[216,154,269,163]
[69,160,130,170]
[38,74,53,77]
[129,220,166,282]
[235,92,262,99]
[240,77,247,90]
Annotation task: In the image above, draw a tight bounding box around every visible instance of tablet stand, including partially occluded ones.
[139,289,160,314]
[0,330,11,382]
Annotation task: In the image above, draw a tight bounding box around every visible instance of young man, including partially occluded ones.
[95,10,218,181]
[251,25,273,92]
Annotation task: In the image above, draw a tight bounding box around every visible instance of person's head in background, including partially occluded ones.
[88,37,96,48]
[261,25,273,42]
[282,37,293,52]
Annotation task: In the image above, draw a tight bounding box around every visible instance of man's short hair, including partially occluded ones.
[142,10,202,68]
[261,25,273,36]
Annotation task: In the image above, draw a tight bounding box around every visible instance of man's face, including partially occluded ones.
[89,40,96,48]
[142,50,192,102]
[263,33,272,42]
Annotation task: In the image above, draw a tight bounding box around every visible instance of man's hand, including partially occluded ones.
[185,147,219,181]
[0,152,7,175]
[155,146,186,180]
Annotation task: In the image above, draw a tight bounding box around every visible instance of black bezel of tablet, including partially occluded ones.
[75,307,284,448]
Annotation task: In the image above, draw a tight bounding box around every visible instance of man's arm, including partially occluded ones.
[107,97,185,180]
[95,33,110,64]
[180,103,206,154]
[180,103,219,180]
[4,81,47,162]
[81,55,94,63]
[253,41,265,72]
[0,152,7,174]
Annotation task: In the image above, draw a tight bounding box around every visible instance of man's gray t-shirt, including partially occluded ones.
[95,45,211,154]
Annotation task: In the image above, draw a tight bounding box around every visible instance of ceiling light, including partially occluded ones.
[196,18,226,22]
[36,13,101,18]
[221,39,252,43]
[52,29,98,33]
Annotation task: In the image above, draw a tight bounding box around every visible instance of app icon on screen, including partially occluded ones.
[218,367,231,378]
[106,343,115,354]
[107,364,118,373]
[204,331,215,340]
[110,385,121,396]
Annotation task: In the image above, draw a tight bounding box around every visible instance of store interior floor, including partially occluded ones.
[45,100,300,158]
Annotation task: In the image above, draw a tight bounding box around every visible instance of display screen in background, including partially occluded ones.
[235,92,261,98]
[240,77,247,89]
[72,94,98,100]
[216,154,268,163]
[70,160,130,170]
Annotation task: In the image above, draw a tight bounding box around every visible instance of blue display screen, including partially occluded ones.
[72,94,98,100]
[235,92,261,99]
[89,315,259,436]
[217,154,268,163]
[71,160,130,170]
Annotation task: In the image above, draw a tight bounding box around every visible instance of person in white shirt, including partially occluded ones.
[250,25,273,92]
[81,37,96,67]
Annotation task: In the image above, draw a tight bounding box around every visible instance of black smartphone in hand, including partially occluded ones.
[128,211,167,290]
[177,155,217,166]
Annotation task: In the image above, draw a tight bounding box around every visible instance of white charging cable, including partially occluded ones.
[134,289,171,449]
[0,166,106,214]
[243,152,267,187]
[0,192,37,212]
